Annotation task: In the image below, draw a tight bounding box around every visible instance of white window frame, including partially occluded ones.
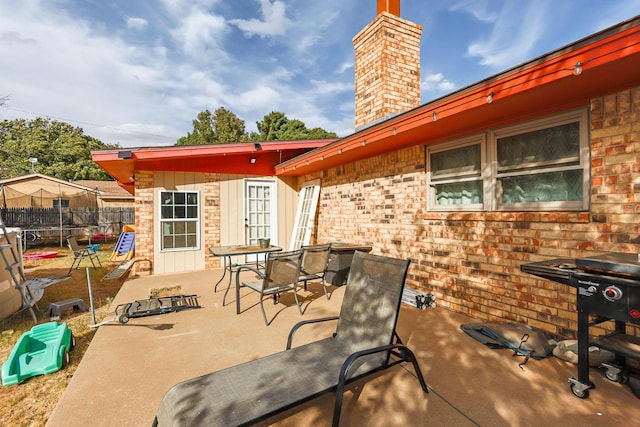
[289,180,321,250]
[159,190,200,252]
[490,109,589,211]
[426,108,590,212]
[53,199,70,208]
[427,135,487,211]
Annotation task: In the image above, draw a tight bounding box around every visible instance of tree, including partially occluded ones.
[0,117,117,180]
[176,107,248,145]
[212,107,248,143]
[250,111,288,141]
[250,111,337,141]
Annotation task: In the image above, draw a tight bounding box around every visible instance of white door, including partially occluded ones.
[289,183,320,250]
[244,179,277,247]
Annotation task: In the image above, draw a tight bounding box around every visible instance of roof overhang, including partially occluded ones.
[92,140,335,194]
[276,16,640,176]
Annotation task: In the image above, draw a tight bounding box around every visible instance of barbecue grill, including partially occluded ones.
[521,252,640,398]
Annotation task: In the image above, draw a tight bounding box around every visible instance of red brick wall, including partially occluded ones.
[133,170,153,275]
[308,86,640,339]
[204,173,221,270]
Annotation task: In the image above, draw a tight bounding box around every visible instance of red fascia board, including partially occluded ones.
[93,140,333,162]
[122,140,328,159]
[92,140,335,192]
[276,21,640,176]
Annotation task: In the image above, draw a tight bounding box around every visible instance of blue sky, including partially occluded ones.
[1,0,639,148]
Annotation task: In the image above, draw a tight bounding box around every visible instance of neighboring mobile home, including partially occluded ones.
[0,173,133,210]
[73,179,134,209]
[0,173,135,241]
[93,2,640,337]
[0,173,100,209]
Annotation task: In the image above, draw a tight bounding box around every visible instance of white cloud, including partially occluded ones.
[234,86,283,112]
[229,0,291,38]
[462,1,552,68]
[160,0,221,19]
[169,9,227,56]
[337,59,353,74]
[0,2,191,146]
[96,123,179,146]
[422,73,456,93]
[309,80,353,96]
[450,0,498,24]
[126,17,148,31]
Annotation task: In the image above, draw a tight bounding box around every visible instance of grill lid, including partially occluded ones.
[575,252,640,277]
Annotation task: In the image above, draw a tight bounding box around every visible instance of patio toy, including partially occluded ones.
[23,251,58,261]
[114,294,200,324]
[110,230,135,262]
[91,233,113,241]
[1,321,75,386]
[101,259,137,282]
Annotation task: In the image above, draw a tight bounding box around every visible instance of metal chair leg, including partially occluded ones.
[321,278,330,300]
[293,290,302,315]
[259,295,269,326]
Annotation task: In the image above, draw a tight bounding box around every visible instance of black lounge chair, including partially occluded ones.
[153,251,428,426]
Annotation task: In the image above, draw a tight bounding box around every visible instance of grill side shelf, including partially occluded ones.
[592,332,640,362]
[520,259,575,286]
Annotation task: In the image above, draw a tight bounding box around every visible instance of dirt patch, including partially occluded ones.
[0,241,127,427]
[149,285,182,298]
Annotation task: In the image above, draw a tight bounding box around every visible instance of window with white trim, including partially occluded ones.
[160,191,200,250]
[427,135,486,211]
[427,109,589,211]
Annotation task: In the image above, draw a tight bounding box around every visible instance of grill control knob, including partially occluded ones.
[603,286,623,302]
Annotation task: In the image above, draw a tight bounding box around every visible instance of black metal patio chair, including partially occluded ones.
[299,242,332,299]
[153,251,428,427]
[236,249,304,326]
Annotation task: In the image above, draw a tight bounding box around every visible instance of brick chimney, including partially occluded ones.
[353,0,422,129]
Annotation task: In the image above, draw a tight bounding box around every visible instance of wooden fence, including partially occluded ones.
[1,207,134,228]
[1,207,135,248]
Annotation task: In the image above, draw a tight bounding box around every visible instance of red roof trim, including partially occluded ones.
[92,140,335,194]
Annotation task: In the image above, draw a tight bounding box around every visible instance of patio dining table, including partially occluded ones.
[209,244,282,309]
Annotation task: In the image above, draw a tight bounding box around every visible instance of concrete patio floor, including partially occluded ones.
[46,268,640,426]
